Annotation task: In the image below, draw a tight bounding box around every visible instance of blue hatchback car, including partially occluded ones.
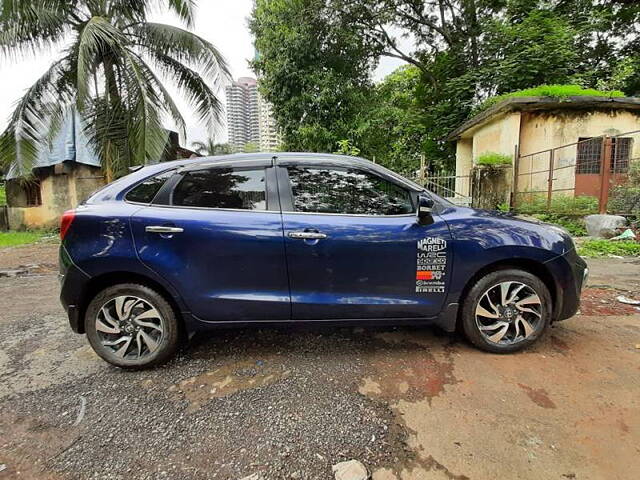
[59,153,587,368]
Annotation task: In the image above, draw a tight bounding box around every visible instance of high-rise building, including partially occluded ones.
[225,76,281,153]
[225,77,259,152]
[258,94,281,152]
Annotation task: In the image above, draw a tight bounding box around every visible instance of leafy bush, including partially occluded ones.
[608,160,640,214]
[516,194,598,215]
[477,152,512,166]
[496,202,510,212]
[0,183,5,206]
[334,139,361,156]
[532,214,587,236]
[578,239,640,258]
[478,84,625,113]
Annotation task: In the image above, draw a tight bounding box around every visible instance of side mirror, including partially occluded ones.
[416,194,435,225]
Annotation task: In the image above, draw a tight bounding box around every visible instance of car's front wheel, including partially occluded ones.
[85,284,179,368]
[461,269,551,353]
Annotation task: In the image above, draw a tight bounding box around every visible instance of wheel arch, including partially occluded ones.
[76,271,186,335]
[456,258,559,330]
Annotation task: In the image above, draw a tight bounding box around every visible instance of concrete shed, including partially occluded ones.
[448,96,640,200]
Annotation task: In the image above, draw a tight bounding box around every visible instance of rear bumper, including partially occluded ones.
[545,248,588,321]
[59,245,90,333]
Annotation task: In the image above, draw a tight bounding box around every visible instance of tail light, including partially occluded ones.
[60,210,76,241]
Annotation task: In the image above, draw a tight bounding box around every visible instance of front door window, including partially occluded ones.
[287,167,414,215]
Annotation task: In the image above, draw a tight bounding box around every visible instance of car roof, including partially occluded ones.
[86,152,424,204]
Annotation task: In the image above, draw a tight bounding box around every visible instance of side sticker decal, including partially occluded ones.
[416,237,447,293]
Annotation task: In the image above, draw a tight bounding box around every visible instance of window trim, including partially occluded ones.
[277,164,417,217]
[157,165,275,212]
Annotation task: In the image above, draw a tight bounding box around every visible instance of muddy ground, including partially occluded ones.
[0,243,639,480]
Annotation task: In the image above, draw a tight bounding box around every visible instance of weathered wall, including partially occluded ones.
[454,112,521,196]
[8,163,105,230]
[455,138,473,196]
[470,112,521,162]
[517,110,640,194]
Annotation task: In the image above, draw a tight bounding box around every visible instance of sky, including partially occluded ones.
[0,1,405,148]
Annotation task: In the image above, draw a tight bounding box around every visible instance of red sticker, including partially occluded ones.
[416,271,434,280]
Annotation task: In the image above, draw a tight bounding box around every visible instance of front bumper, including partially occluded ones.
[545,247,588,321]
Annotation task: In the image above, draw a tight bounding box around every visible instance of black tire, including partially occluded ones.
[461,269,551,353]
[85,283,179,369]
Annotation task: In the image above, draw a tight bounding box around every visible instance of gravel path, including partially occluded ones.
[2,243,640,480]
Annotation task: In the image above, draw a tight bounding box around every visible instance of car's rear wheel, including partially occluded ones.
[461,269,551,353]
[85,284,179,369]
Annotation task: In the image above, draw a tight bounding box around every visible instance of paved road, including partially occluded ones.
[0,243,639,479]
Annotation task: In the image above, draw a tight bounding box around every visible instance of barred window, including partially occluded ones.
[576,138,602,174]
[611,137,632,174]
[24,180,42,207]
[575,137,632,174]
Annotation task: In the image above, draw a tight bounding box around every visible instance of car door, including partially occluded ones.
[277,159,453,320]
[129,160,291,322]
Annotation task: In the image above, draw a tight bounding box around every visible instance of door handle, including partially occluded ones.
[288,231,327,240]
[145,226,184,233]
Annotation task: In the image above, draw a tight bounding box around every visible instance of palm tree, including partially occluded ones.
[0,0,229,181]
[191,137,230,156]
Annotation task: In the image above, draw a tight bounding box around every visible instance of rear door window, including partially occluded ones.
[287,166,414,215]
[172,168,267,210]
[125,170,175,204]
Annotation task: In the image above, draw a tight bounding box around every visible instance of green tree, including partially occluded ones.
[250,0,375,153]
[0,0,229,180]
[481,11,580,96]
[251,0,640,171]
[191,138,231,156]
[334,139,361,156]
[242,142,259,153]
[358,65,428,175]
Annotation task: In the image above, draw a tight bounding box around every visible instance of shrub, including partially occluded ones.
[608,160,640,215]
[477,152,512,167]
[531,214,587,236]
[516,194,598,215]
[578,239,640,258]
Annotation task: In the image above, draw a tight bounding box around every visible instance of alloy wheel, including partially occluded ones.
[95,295,165,360]
[475,281,542,345]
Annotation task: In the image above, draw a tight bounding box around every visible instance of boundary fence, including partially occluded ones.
[514,130,638,214]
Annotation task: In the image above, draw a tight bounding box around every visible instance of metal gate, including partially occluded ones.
[513,130,638,213]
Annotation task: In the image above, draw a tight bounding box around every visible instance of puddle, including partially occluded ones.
[169,356,291,411]
[0,263,57,278]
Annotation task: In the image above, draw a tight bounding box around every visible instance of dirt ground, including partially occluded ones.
[0,243,639,480]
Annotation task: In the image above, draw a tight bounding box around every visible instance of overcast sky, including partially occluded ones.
[0,1,405,147]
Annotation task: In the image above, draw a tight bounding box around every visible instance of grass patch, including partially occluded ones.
[478,84,625,113]
[477,152,512,166]
[516,194,598,215]
[577,239,640,258]
[0,231,50,248]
